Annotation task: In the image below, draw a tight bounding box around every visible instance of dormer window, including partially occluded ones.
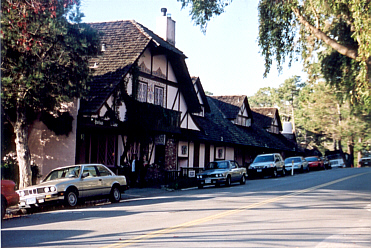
[101,43,106,52]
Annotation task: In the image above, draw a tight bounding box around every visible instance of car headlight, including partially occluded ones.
[17,190,25,197]
[50,186,57,192]
[44,187,50,192]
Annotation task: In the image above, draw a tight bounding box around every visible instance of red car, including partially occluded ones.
[305,156,325,170]
[1,180,20,219]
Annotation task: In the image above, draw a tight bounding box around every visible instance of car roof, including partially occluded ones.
[51,164,105,170]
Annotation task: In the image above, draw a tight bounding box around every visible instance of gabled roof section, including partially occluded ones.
[80,20,200,114]
[210,95,251,120]
[192,77,211,113]
[251,107,283,131]
[183,97,295,152]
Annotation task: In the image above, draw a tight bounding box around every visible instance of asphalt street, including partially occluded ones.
[2,167,371,247]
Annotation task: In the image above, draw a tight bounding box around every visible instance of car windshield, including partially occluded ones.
[306,157,318,162]
[327,154,342,160]
[44,166,81,181]
[206,161,229,170]
[285,157,301,163]
[254,155,274,163]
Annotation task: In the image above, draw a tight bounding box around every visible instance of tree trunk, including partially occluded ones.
[347,138,354,167]
[14,108,32,189]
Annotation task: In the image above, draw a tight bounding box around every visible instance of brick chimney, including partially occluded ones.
[156,8,176,46]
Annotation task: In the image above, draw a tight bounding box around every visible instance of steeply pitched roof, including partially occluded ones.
[80,20,200,114]
[192,77,210,113]
[184,97,296,152]
[251,107,282,131]
[210,95,247,119]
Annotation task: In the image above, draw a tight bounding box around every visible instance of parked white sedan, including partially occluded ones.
[284,156,309,174]
[17,164,127,209]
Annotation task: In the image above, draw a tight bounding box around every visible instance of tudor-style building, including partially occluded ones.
[76,11,205,177]
[27,10,299,184]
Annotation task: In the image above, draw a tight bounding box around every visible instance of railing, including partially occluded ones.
[165,167,205,189]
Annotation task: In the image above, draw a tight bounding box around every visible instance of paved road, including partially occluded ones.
[2,167,371,247]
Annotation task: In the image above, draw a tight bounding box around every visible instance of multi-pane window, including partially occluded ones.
[137,82,148,102]
[154,86,164,106]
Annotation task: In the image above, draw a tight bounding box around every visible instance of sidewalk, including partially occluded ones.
[120,186,172,200]
[4,186,173,218]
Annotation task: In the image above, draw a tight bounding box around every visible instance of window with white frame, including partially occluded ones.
[137,82,148,102]
[181,145,188,155]
[216,147,225,159]
[154,86,164,106]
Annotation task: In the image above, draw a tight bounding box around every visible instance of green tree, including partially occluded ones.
[178,0,371,110]
[1,0,100,188]
[248,87,278,107]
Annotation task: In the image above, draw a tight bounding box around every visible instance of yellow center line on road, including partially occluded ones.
[101,172,369,248]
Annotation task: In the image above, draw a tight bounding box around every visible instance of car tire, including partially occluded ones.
[281,168,286,177]
[225,176,231,187]
[109,186,121,203]
[65,189,78,207]
[240,174,246,185]
[1,196,6,219]
[198,184,203,189]
[272,168,278,178]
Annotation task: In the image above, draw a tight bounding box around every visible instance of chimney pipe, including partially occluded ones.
[161,8,167,16]
[156,8,176,46]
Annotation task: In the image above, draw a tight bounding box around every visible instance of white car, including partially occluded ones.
[284,156,309,174]
[248,153,286,178]
[17,164,127,209]
[327,154,345,168]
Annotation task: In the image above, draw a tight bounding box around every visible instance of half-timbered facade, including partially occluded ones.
[75,15,203,179]
[26,12,299,184]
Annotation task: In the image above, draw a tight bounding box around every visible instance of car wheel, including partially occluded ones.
[272,168,278,178]
[1,196,6,219]
[198,184,203,189]
[109,186,121,203]
[65,189,78,207]
[226,176,231,187]
[240,174,246,185]
[281,168,286,177]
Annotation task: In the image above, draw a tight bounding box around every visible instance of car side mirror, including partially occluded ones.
[82,172,89,178]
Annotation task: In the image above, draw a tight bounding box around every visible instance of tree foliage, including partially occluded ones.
[1,0,100,188]
[178,0,232,32]
[178,0,371,110]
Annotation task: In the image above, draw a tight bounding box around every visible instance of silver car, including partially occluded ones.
[248,153,286,178]
[17,164,127,209]
[196,160,247,189]
[284,156,309,174]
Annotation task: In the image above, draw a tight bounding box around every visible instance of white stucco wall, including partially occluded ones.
[29,100,78,181]
[225,147,234,160]
[199,143,205,168]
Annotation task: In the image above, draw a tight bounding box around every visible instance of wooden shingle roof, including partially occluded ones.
[184,97,296,152]
[251,107,282,131]
[80,20,199,114]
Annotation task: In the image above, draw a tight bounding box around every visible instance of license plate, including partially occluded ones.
[257,169,262,172]
[26,197,36,205]
[205,179,211,184]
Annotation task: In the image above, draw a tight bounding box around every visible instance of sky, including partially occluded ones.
[81,0,306,97]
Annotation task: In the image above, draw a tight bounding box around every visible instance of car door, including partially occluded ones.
[275,155,284,171]
[96,165,114,195]
[81,165,103,197]
[230,161,240,182]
